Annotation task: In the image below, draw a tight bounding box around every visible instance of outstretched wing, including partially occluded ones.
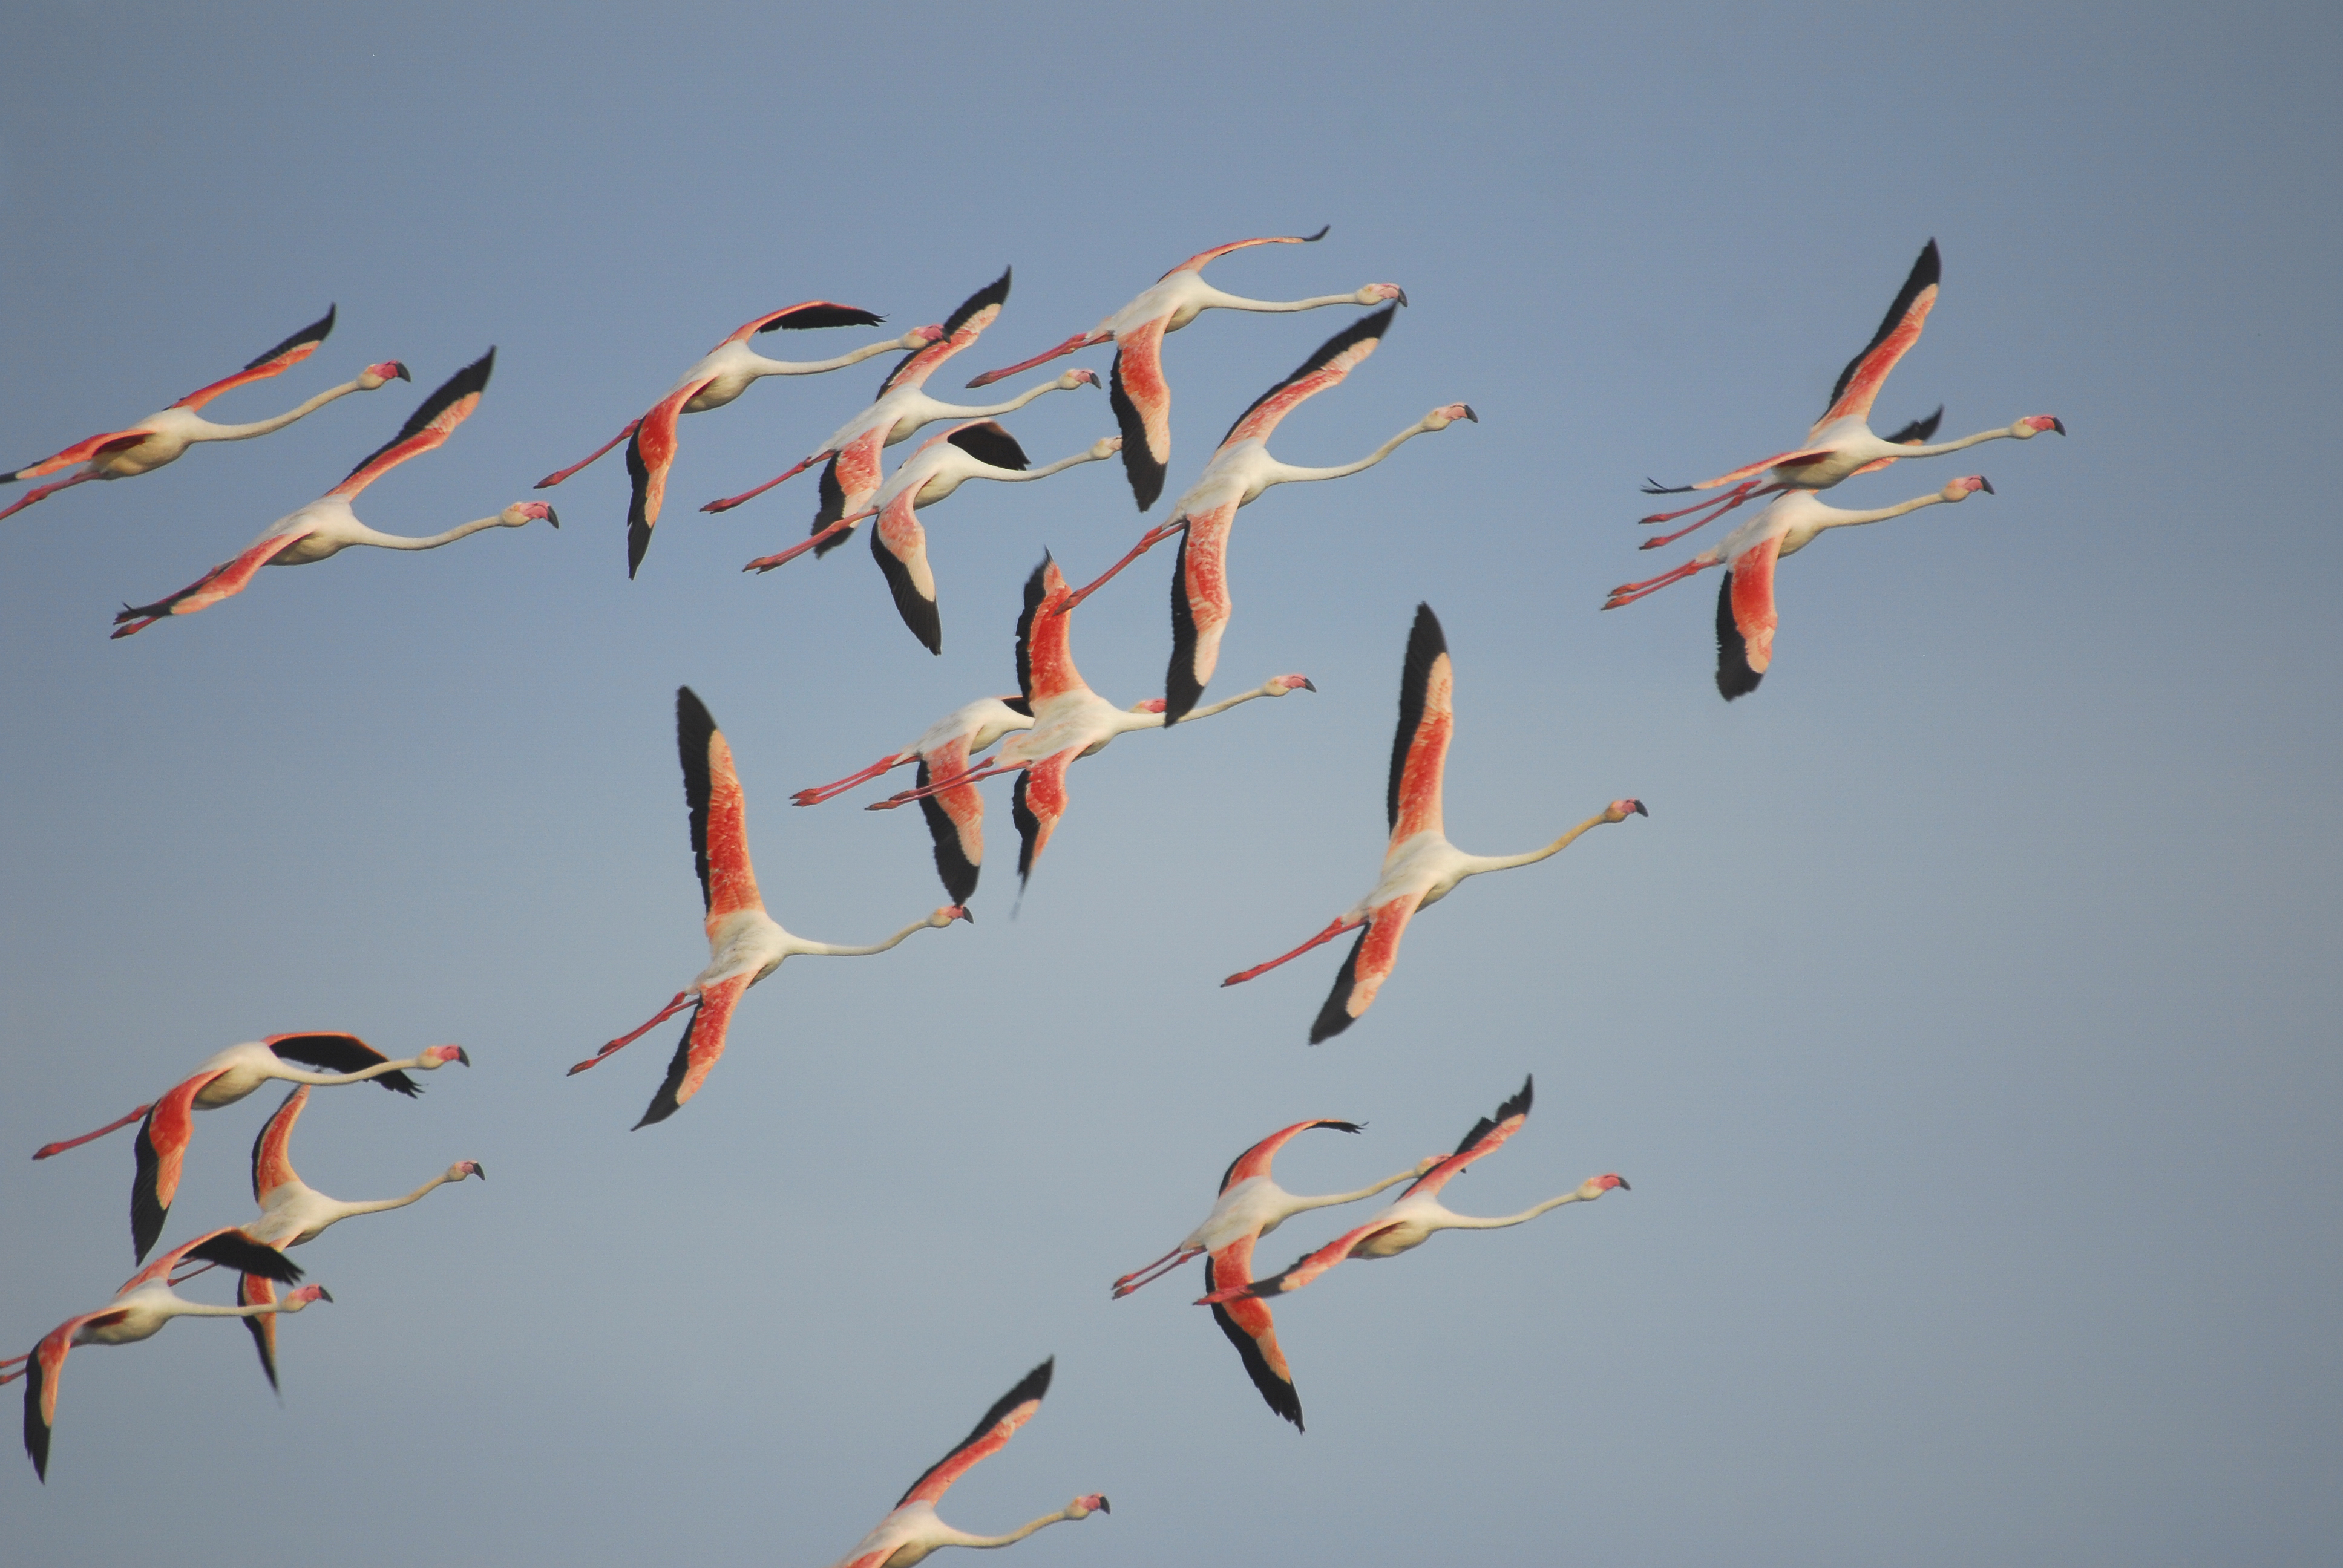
[876,268,1011,397]
[170,305,337,412]
[250,1086,308,1203]
[1109,320,1171,510]
[634,972,750,1129]
[1714,535,1781,702]
[1011,751,1076,889]
[870,489,942,655]
[624,375,716,578]
[727,301,886,345]
[1309,893,1421,1044]
[24,1311,125,1481]
[1162,227,1329,278]
[1014,555,1086,705]
[676,687,764,921]
[267,1032,419,1096]
[1403,1075,1534,1200]
[1219,1119,1366,1194]
[131,1070,228,1263]
[897,1358,1054,1508]
[5,427,159,482]
[327,348,494,500]
[1242,1214,1404,1299]
[1203,1241,1305,1429]
[1164,501,1240,725]
[944,420,1029,471]
[1814,239,1939,432]
[914,753,985,907]
[1387,603,1452,844]
[238,1272,281,1391]
[110,528,311,638]
[1220,304,1396,451]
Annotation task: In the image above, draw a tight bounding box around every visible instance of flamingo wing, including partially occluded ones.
[326,349,493,501]
[266,1031,420,1094]
[634,972,750,1129]
[1014,556,1086,706]
[676,687,764,921]
[897,1357,1053,1508]
[913,748,985,907]
[169,305,337,412]
[870,488,942,655]
[1692,449,1836,491]
[1403,1075,1535,1200]
[874,269,1011,397]
[1219,1119,1365,1194]
[1714,535,1781,701]
[1165,498,1240,724]
[1309,892,1423,1044]
[1108,318,1171,511]
[1203,1240,1304,1429]
[943,420,1029,471]
[1387,603,1454,843]
[1815,239,1940,432]
[4,428,157,482]
[249,1086,307,1203]
[1163,227,1329,278]
[1219,304,1395,451]
[237,1272,281,1391]
[625,376,716,578]
[1011,750,1077,888]
[131,1071,227,1262]
[1242,1214,1403,1299]
[23,1311,125,1481]
[110,527,311,637]
[726,301,885,345]
[810,428,886,558]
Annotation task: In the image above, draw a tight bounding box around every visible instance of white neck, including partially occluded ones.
[743,336,908,377]
[1439,1190,1595,1229]
[1264,416,1435,485]
[347,515,517,551]
[993,445,1109,483]
[1276,1165,1424,1220]
[796,914,948,958]
[936,377,1069,422]
[193,379,366,440]
[1457,809,1619,877]
[274,1055,434,1086]
[1196,286,1376,315]
[1892,422,2027,459]
[1810,491,1949,532]
[939,1506,1085,1549]
[324,1172,458,1222]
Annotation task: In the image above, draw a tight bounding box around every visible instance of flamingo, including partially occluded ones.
[826,1357,1108,1568]
[110,350,555,637]
[217,1085,483,1390]
[566,687,969,1128]
[529,301,921,578]
[1050,305,1473,722]
[1223,604,1643,1042]
[1111,1119,1434,1429]
[1198,1076,1625,1306]
[1604,474,1996,699]
[865,557,1314,894]
[698,269,1099,557]
[1,1227,327,1481]
[1636,240,2062,548]
[743,421,1121,655]
[31,1032,469,1263]
[1,306,407,523]
[963,229,1406,510]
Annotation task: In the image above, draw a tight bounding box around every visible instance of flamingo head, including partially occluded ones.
[422,1045,472,1070]
[1604,798,1648,823]
[902,324,947,350]
[1581,1172,1630,1198]
[2015,414,2065,437]
[1086,436,1124,460]
[500,501,560,529]
[1128,697,1170,722]
[1058,367,1103,391]
[1424,403,1478,430]
[448,1160,487,1183]
[932,906,974,927]
[283,1284,334,1310]
[1942,475,1993,501]
[1357,283,1409,307]
[1265,673,1316,696]
[1067,1495,1110,1520]
[359,361,412,389]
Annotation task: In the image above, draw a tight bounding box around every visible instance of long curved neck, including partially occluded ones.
[1813,491,1947,532]
[1265,417,1431,485]
[1285,1165,1423,1216]
[328,1173,454,1221]
[350,515,513,551]
[163,1296,296,1320]
[1440,1190,1590,1229]
[274,1056,429,1086]
[943,1508,1083,1549]
[1460,810,1616,876]
[948,379,1065,421]
[996,447,1105,483]
[194,379,365,440]
[799,916,940,958]
[1197,286,1372,315]
[1895,423,2017,459]
[1175,685,1272,722]
[744,337,908,377]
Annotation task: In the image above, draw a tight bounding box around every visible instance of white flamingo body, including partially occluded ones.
[180,1038,466,1110]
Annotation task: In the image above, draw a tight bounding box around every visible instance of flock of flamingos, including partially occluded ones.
[3,230,2060,1561]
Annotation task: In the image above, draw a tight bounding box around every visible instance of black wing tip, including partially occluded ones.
[1495,1074,1534,1125]
[188,1230,304,1283]
[1713,571,1762,701]
[940,267,1014,341]
[914,763,983,906]
[24,1358,51,1481]
[1306,930,1369,1044]
[871,523,945,655]
[945,420,1031,472]
[762,304,886,333]
[1302,224,1331,242]
[1386,603,1447,831]
[1108,354,1167,510]
[244,304,338,370]
[1219,304,1401,448]
[632,1010,701,1130]
[1164,531,1202,724]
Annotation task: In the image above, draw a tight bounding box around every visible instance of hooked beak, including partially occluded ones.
[392,362,412,382]
[2050,418,2067,435]
[470,1163,488,1181]
[1459,405,1479,423]
[1300,678,1317,692]
[1096,1497,1111,1515]
[544,506,560,529]
[316,1288,335,1304]
[1395,288,1411,307]
[1628,799,1648,817]
[1616,1177,1632,1191]
[1976,477,1996,495]
[454,1047,473,1067]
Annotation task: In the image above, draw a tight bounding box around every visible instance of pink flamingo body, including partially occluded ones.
[964,229,1404,509]
[531,301,915,577]
[1638,241,2062,547]
[1224,604,1643,1042]
[746,420,1121,655]
[1198,1077,1625,1305]
[828,1358,1107,1568]
[110,350,554,637]
[1052,305,1472,722]
[865,557,1314,895]
[700,270,1097,557]
[567,687,967,1128]
[31,1031,468,1263]
[2,1227,327,1480]
[1604,475,1995,699]
[1,306,407,521]
[1112,1119,1432,1429]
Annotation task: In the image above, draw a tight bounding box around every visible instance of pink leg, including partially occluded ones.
[701,449,831,514]
[964,332,1104,390]
[1639,479,1759,527]
[168,1261,218,1287]
[1602,556,1719,609]
[1640,483,1778,547]
[741,506,876,573]
[0,470,97,522]
[867,759,1020,811]
[1221,917,1363,987]
[568,992,692,1075]
[1111,1246,1204,1298]
[791,754,911,807]
[33,1103,156,1159]
[1054,521,1187,616]
[535,420,640,489]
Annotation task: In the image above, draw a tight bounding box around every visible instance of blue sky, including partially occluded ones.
[3,2,2338,1563]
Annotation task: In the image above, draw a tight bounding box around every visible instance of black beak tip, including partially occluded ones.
[393,362,412,382]
[318,1288,335,1303]
[1301,678,1318,692]
[1098,1497,1112,1514]
[2051,418,2067,435]
[473,1164,487,1181]
[1461,405,1480,423]
[1617,1178,1631,1192]
[1631,799,1648,817]
[1395,287,1411,307]
[456,1047,473,1067]
[546,507,561,529]
[1978,477,1996,495]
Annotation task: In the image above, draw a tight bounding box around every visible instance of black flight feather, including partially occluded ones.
[1713,572,1762,701]
[876,269,1011,400]
[130,1111,168,1263]
[675,687,719,913]
[1825,239,1938,416]
[871,519,943,655]
[1164,531,1204,724]
[633,1005,703,1129]
[898,1357,1054,1508]
[237,1275,279,1391]
[247,304,335,369]
[1109,350,1164,511]
[760,304,884,333]
[1014,555,1052,705]
[1204,1257,1304,1430]
[268,1033,418,1095]
[1219,1120,1363,1193]
[624,427,654,577]
[1012,771,1043,888]
[1221,304,1397,449]
[945,421,1028,472]
[915,761,981,906]
[1308,929,1371,1045]
[810,455,851,557]
[341,348,494,487]
[1881,407,1944,446]
[25,1353,53,1480]
[187,1230,304,1284]
[1389,603,1446,832]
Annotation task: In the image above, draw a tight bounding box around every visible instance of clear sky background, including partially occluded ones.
[3,2,2337,1563]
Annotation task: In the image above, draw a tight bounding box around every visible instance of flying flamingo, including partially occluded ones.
[1049,305,1473,722]
[31,1032,469,1263]
[1,305,407,523]
[825,1357,1108,1568]
[1,1227,327,1481]
[698,269,1098,556]
[566,687,969,1128]
[530,301,920,578]
[743,421,1121,655]
[110,350,555,637]
[1198,1076,1625,1307]
[1224,604,1643,1042]
[963,229,1406,510]
[214,1085,483,1390]
[1636,240,2062,548]
[1112,1119,1433,1429]
[1604,475,1996,699]
[865,556,1314,894]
